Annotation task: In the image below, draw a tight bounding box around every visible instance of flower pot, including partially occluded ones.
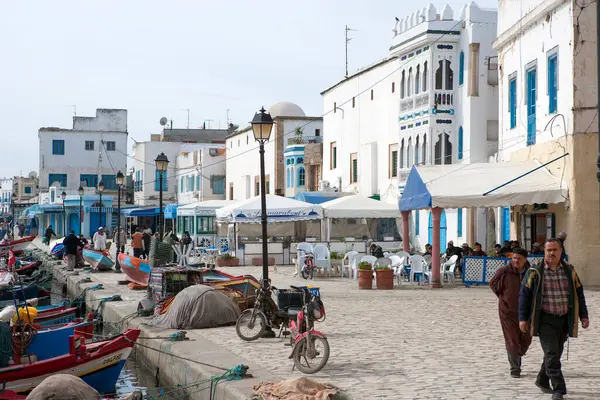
[357,269,373,289]
[251,256,276,266]
[216,257,240,267]
[375,269,394,290]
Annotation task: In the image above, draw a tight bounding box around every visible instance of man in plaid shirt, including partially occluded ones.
[519,238,589,400]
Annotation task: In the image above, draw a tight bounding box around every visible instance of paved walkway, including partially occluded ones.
[195,266,599,400]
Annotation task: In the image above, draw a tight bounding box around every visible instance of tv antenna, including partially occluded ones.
[70,105,77,116]
[183,109,190,129]
[345,25,358,78]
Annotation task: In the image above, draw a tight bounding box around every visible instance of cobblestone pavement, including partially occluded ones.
[195,266,600,400]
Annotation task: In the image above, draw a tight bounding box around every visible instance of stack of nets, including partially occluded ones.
[148,236,174,268]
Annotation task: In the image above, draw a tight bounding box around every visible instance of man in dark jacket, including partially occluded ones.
[489,248,531,378]
[63,231,84,271]
[44,226,56,245]
[519,238,589,399]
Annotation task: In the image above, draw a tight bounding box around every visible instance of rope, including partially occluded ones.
[0,323,12,368]
[94,295,122,318]
[210,365,250,399]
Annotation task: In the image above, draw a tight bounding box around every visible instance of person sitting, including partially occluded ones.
[494,244,503,257]
[531,242,544,255]
[471,242,487,256]
[369,242,384,258]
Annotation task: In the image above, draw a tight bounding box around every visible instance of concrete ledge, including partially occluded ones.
[51,264,272,400]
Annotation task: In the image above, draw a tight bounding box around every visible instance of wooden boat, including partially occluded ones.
[50,243,65,258]
[13,261,42,277]
[35,306,77,327]
[118,253,151,286]
[201,268,239,282]
[82,249,113,271]
[2,329,140,395]
[0,236,35,256]
[209,275,261,294]
[24,316,95,362]
[0,284,49,308]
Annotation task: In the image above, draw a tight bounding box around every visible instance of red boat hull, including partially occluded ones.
[0,236,35,256]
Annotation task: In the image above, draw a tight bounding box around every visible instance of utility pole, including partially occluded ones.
[596,1,600,183]
[345,25,357,78]
[184,109,190,129]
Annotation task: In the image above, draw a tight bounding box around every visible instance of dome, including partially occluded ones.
[267,102,306,118]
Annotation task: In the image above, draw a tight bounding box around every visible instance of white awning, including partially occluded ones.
[399,160,568,210]
[177,200,235,217]
[322,195,399,218]
[216,194,322,223]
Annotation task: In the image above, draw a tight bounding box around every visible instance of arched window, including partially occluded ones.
[286,169,290,188]
[459,51,465,86]
[180,177,184,193]
[400,70,406,99]
[444,132,452,164]
[458,127,464,160]
[415,65,420,95]
[298,168,305,187]
[435,61,443,89]
[422,134,427,164]
[415,136,420,165]
[423,62,428,91]
[286,159,290,165]
[400,139,405,168]
[407,137,413,166]
[407,68,413,97]
[444,60,454,90]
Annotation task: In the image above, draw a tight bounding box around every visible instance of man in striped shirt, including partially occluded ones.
[519,239,589,400]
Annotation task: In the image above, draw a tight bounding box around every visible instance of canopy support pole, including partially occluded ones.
[401,211,410,253]
[482,153,569,196]
[430,207,443,289]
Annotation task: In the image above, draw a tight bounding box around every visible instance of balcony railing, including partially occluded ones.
[287,136,323,146]
[400,99,414,112]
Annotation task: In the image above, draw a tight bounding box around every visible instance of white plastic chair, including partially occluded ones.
[313,244,332,277]
[396,251,410,266]
[296,242,314,276]
[443,255,459,281]
[359,255,377,272]
[409,254,426,284]
[350,253,363,280]
[342,250,359,278]
[374,257,393,280]
[444,262,457,283]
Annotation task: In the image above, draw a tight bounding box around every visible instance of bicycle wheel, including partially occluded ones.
[293,335,330,374]
[236,308,267,341]
[301,267,310,280]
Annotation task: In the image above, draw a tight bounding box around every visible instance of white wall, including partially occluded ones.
[132,141,181,206]
[0,179,13,214]
[176,146,227,204]
[413,208,463,253]
[496,0,573,160]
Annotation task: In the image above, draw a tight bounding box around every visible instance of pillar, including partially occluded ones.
[401,211,410,253]
[430,207,443,288]
[467,208,475,245]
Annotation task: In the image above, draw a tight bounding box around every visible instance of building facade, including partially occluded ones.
[0,178,13,216]
[494,0,600,284]
[321,3,498,252]
[38,109,128,202]
[176,145,227,204]
[225,102,323,201]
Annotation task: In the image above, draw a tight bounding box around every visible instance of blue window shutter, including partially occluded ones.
[459,51,464,86]
[155,170,160,191]
[457,208,463,237]
[458,127,463,160]
[196,175,200,191]
[415,210,420,235]
[526,68,537,146]
[509,78,517,129]
[548,54,558,114]
[52,140,65,155]
[502,207,510,242]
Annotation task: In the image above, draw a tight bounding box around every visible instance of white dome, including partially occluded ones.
[267,102,305,118]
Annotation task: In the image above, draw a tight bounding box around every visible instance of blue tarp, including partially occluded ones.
[294,191,341,205]
[122,207,160,217]
[398,166,432,211]
[163,203,181,219]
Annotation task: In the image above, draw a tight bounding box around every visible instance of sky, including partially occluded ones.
[0,0,497,178]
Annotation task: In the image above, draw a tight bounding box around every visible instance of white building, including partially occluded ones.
[494,0,600,284]
[176,145,227,204]
[225,102,323,201]
[321,3,498,252]
[38,109,128,200]
[0,178,13,216]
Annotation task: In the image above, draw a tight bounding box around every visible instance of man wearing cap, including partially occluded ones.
[92,227,107,252]
[490,248,532,378]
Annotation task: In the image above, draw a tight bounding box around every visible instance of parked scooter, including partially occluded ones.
[300,252,315,280]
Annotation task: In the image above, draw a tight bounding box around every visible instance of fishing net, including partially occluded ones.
[149,285,241,329]
[148,237,173,267]
[26,374,100,400]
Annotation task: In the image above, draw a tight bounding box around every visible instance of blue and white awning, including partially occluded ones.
[399,161,568,211]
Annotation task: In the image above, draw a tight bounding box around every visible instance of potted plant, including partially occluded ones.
[357,261,373,290]
[216,253,240,267]
[375,266,394,290]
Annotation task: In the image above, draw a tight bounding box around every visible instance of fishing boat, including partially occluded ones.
[0,284,50,308]
[24,316,96,361]
[208,275,261,294]
[0,236,35,256]
[118,253,150,286]
[1,329,140,394]
[34,306,77,327]
[202,268,239,282]
[50,243,65,259]
[13,261,42,277]
[82,249,113,271]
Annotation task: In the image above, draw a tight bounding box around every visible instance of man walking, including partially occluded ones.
[489,248,531,378]
[519,238,589,399]
[63,231,84,271]
[92,227,107,252]
[131,227,144,258]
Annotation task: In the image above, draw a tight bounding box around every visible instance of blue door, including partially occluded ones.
[69,213,80,236]
[428,210,448,253]
[526,68,537,145]
[502,207,510,242]
[89,211,100,238]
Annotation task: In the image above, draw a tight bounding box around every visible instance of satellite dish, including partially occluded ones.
[28,171,38,179]
[159,117,168,126]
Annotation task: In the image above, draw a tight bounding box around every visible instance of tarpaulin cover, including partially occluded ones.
[26,374,100,400]
[321,195,399,218]
[399,161,567,211]
[149,285,241,329]
[253,377,346,400]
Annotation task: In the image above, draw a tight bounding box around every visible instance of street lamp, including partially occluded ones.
[250,107,274,290]
[61,191,67,236]
[115,171,125,272]
[98,180,105,229]
[78,186,84,235]
[155,153,169,241]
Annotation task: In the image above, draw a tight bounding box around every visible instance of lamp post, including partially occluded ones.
[115,171,125,271]
[78,186,84,236]
[61,191,67,236]
[98,180,105,229]
[250,107,274,289]
[155,153,169,241]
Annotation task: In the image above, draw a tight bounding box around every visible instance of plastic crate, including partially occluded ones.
[297,286,321,297]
